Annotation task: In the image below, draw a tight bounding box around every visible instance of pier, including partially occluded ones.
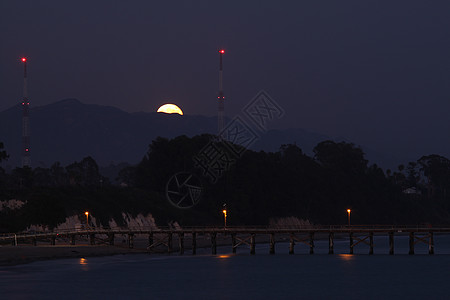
[0,226,445,255]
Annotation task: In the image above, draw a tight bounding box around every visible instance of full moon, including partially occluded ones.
[157,103,184,115]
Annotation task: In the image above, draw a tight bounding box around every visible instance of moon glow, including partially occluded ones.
[157,104,184,115]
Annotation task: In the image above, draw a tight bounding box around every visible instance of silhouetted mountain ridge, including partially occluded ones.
[0,99,398,169]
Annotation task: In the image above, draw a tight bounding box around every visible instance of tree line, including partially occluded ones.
[0,135,450,232]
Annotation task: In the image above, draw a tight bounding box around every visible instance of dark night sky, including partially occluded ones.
[2,0,450,162]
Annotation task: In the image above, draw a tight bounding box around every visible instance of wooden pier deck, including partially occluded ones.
[1,226,447,255]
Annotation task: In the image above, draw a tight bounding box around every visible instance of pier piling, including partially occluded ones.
[429,232,434,255]
[89,234,95,245]
[231,233,237,254]
[269,233,275,255]
[148,233,153,248]
[289,234,295,255]
[128,233,134,249]
[211,232,217,255]
[107,233,114,246]
[250,234,256,255]
[389,232,394,255]
[369,232,374,255]
[328,232,334,254]
[309,232,314,254]
[168,232,173,253]
[349,232,354,254]
[178,232,184,255]
[192,232,197,255]
[409,232,414,255]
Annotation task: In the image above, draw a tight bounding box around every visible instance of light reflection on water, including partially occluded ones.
[79,257,89,271]
[337,253,354,261]
[1,236,450,299]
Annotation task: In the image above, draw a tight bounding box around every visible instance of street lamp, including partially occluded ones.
[222,204,227,229]
[85,211,89,229]
[347,209,351,227]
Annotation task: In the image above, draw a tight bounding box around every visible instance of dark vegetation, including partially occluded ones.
[1,135,450,232]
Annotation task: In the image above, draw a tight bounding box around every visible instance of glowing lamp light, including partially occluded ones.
[84,211,89,228]
[222,208,227,228]
[21,57,27,62]
[219,49,225,54]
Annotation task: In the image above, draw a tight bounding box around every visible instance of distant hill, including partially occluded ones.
[0,99,216,168]
[0,99,400,170]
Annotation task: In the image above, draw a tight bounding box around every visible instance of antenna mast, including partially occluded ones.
[21,57,31,167]
[218,49,225,138]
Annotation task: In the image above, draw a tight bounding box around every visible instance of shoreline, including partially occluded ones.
[0,245,148,266]
[0,232,346,266]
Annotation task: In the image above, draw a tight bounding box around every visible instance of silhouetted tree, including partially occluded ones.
[9,167,33,189]
[50,162,68,186]
[418,155,450,200]
[66,156,104,186]
[313,140,368,175]
[0,142,8,162]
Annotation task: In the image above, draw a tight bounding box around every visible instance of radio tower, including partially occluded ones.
[21,57,31,167]
[217,49,225,138]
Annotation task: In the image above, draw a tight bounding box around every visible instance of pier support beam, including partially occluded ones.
[178,232,184,255]
[309,232,314,254]
[148,233,153,248]
[389,232,394,255]
[128,233,134,249]
[70,235,76,246]
[289,234,295,255]
[269,233,275,255]
[429,232,434,255]
[250,234,256,255]
[89,234,95,245]
[211,232,217,255]
[51,236,56,245]
[328,232,334,254]
[232,233,237,254]
[168,232,173,253]
[369,232,374,255]
[349,232,354,254]
[409,232,414,255]
[32,237,37,246]
[107,233,114,246]
[192,232,197,255]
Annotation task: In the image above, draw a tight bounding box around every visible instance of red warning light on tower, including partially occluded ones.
[219,50,225,54]
[21,57,27,62]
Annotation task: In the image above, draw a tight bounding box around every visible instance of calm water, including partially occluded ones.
[2,235,450,299]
